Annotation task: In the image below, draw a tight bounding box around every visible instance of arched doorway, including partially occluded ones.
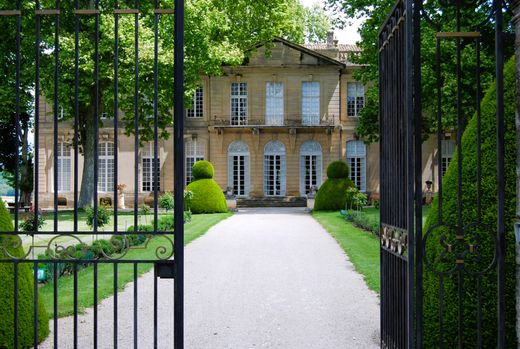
[263,140,286,197]
[228,141,250,197]
[299,140,322,196]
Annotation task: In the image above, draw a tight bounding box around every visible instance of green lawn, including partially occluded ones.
[363,205,431,224]
[313,211,380,293]
[38,212,231,317]
[313,206,431,294]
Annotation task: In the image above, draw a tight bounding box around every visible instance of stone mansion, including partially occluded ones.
[37,34,449,208]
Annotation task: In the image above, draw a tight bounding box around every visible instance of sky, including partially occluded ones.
[299,0,363,45]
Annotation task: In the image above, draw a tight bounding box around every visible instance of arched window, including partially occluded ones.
[346,140,366,192]
[264,140,286,196]
[98,142,115,192]
[300,141,322,196]
[185,138,205,185]
[227,141,250,197]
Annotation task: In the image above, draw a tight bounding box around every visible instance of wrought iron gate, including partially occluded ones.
[0,0,185,348]
[380,0,509,348]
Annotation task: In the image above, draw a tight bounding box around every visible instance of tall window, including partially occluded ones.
[98,142,115,192]
[441,140,456,176]
[187,88,203,118]
[264,141,286,196]
[347,82,365,117]
[185,139,205,185]
[301,81,320,125]
[142,143,160,192]
[57,142,71,192]
[346,140,366,192]
[228,141,250,197]
[231,82,248,125]
[300,141,322,196]
[266,82,284,125]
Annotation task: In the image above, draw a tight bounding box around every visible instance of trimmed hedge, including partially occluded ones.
[326,160,350,179]
[0,201,49,348]
[422,57,517,347]
[192,160,214,180]
[314,161,355,211]
[186,179,228,214]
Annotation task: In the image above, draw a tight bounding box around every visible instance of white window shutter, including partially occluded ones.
[317,154,323,189]
[299,155,305,196]
[244,155,250,196]
[227,155,233,192]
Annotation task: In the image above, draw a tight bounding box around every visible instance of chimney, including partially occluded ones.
[327,31,334,47]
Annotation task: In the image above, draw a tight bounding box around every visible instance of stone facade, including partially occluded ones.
[37,37,446,208]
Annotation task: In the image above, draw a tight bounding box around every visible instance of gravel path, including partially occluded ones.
[39,208,380,348]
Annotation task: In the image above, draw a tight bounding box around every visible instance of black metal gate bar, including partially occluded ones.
[379,1,412,347]
[412,0,422,347]
[380,0,508,348]
[495,0,506,346]
[174,0,186,347]
[34,1,42,345]
[0,1,185,348]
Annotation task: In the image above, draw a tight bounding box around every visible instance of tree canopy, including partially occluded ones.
[325,0,514,143]
[0,0,330,207]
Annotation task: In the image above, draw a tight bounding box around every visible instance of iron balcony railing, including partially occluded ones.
[207,115,340,127]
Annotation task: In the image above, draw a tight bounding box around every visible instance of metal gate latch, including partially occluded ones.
[155,261,175,279]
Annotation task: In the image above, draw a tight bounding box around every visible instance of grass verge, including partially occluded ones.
[312,211,380,293]
[39,212,231,317]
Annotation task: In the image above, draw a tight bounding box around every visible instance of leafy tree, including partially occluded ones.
[0,0,330,208]
[35,0,322,208]
[302,3,332,43]
[0,6,36,206]
[0,112,33,205]
[324,0,514,142]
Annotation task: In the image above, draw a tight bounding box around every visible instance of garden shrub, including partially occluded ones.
[159,192,175,211]
[127,224,153,234]
[314,161,355,211]
[344,209,379,236]
[0,201,49,348]
[422,57,517,348]
[345,187,367,210]
[139,204,151,224]
[191,160,214,179]
[85,205,110,229]
[326,160,350,179]
[19,208,45,233]
[155,215,174,232]
[186,161,227,214]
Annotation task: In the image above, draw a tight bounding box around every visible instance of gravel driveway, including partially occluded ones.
[39,207,380,348]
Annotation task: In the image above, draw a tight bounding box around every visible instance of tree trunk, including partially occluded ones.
[19,121,31,206]
[512,1,520,346]
[78,104,97,208]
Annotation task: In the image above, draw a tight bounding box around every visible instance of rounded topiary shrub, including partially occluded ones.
[314,161,355,211]
[422,57,517,348]
[0,201,49,348]
[192,160,214,180]
[186,160,227,214]
[326,160,350,179]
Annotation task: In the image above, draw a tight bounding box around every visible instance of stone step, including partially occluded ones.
[236,197,307,208]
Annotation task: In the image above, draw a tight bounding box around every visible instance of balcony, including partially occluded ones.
[208,115,339,134]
